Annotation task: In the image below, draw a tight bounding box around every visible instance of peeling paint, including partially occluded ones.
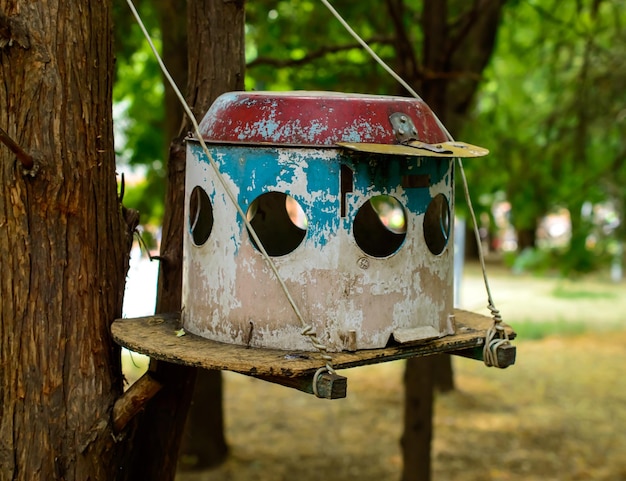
[183,92,455,352]
[197,91,448,147]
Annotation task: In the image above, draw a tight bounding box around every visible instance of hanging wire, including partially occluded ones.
[318,0,508,365]
[125,0,335,381]
[319,0,421,100]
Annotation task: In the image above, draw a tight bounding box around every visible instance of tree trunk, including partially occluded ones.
[399,3,451,478]
[432,355,455,392]
[400,1,506,479]
[464,222,480,259]
[0,2,129,480]
[126,1,245,478]
[160,0,188,159]
[178,1,245,468]
[420,0,457,396]
[401,357,435,481]
[179,369,228,470]
[516,226,536,251]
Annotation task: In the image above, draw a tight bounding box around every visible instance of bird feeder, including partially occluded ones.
[111,91,515,400]
[182,91,486,352]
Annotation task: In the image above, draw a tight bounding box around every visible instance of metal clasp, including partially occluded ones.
[389,112,419,143]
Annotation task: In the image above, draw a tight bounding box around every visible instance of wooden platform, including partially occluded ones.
[112,309,515,399]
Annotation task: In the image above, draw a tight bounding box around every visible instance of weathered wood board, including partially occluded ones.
[111,309,515,379]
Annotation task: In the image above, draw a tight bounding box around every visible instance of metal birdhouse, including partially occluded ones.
[181,91,488,353]
[111,90,514,400]
[110,4,515,403]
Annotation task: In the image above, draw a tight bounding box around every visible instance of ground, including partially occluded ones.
[125,262,626,480]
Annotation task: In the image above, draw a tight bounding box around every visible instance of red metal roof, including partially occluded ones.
[197,91,448,147]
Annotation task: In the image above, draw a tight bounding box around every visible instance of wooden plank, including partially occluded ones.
[111,309,515,378]
[253,372,348,399]
[450,343,517,368]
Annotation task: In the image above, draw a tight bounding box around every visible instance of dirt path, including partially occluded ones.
[176,329,626,481]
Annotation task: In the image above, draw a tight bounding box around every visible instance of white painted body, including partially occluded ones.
[182,144,454,352]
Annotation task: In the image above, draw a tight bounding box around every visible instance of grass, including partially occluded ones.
[176,329,626,481]
[550,284,619,300]
[511,318,596,340]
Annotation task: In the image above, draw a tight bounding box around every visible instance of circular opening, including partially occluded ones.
[353,195,407,258]
[189,186,214,246]
[423,193,450,255]
[246,192,308,256]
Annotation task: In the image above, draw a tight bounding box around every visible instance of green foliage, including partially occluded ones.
[551,285,617,300]
[512,318,591,340]
[114,0,625,277]
[114,41,165,171]
[505,247,561,274]
[464,0,626,273]
[113,0,166,225]
[245,0,414,94]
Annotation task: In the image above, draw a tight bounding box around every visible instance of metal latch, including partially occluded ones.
[389,112,419,142]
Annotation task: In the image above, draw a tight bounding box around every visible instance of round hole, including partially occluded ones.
[188,186,214,246]
[246,192,308,257]
[353,195,407,258]
[423,193,450,255]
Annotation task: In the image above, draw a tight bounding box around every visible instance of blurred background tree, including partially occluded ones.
[114,0,625,277]
[113,0,166,233]
[465,0,626,274]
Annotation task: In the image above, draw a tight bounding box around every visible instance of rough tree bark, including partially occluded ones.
[125,1,245,479]
[177,0,246,470]
[0,2,130,480]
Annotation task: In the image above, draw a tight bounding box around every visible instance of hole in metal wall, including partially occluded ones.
[353,195,407,258]
[246,192,308,257]
[189,186,214,246]
[423,193,450,255]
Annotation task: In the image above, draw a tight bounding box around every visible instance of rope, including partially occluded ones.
[319,0,508,366]
[311,366,328,398]
[457,160,510,366]
[126,0,335,384]
[483,319,510,368]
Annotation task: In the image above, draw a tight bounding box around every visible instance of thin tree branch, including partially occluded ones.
[445,0,481,62]
[384,0,422,84]
[112,372,163,433]
[0,126,34,170]
[421,68,483,81]
[527,2,582,33]
[247,37,394,69]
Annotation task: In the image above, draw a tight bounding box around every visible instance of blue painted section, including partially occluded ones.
[189,143,451,251]
[344,152,450,214]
